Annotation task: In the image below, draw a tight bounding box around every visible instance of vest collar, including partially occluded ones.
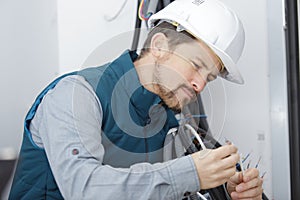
[109,50,178,128]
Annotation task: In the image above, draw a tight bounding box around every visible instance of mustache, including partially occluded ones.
[161,84,197,97]
[160,84,197,101]
[171,84,196,97]
[158,84,197,113]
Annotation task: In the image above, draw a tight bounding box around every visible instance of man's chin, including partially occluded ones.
[172,98,198,113]
[166,98,198,113]
[170,106,182,113]
[181,96,197,107]
[162,100,182,113]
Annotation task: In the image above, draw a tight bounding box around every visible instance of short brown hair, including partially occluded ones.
[138,22,197,59]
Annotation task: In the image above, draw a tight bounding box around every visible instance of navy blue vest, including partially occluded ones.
[9,51,178,199]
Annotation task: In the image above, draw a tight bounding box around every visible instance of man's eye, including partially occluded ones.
[207,74,217,82]
[191,62,201,70]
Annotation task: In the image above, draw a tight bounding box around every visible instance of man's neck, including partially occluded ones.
[133,56,157,95]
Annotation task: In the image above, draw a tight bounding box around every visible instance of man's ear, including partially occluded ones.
[150,33,169,59]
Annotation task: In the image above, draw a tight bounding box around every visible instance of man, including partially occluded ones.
[9,0,263,199]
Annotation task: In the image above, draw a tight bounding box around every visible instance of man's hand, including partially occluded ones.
[191,144,239,189]
[227,168,263,200]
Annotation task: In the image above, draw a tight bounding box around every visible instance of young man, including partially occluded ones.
[9,0,263,199]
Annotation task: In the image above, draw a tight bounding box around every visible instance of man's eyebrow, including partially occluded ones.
[195,56,222,72]
[195,56,209,69]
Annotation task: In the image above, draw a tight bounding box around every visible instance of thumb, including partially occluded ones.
[229,171,243,185]
[227,172,242,195]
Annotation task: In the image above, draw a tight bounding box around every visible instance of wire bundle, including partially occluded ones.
[138,0,153,21]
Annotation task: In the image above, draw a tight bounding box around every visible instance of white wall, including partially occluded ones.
[202,0,273,197]
[201,0,290,198]
[0,0,59,151]
[0,0,59,198]
[267,0,291,199]
[57,0,137,73]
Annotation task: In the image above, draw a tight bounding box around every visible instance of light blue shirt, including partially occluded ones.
[29,75,200,199]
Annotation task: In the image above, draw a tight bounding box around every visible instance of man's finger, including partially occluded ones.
[236,177,263,192]
[214,144,238,159]
[221,152,240,169]
[229,171,243,185]
[231,186,263,199]
[243,168,259,182]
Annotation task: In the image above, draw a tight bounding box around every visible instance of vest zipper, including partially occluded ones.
[144,129,149,162]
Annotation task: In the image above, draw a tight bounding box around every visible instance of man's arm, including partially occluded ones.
[30,75,200,199]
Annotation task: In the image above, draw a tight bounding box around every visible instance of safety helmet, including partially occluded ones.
[148,0,245,84]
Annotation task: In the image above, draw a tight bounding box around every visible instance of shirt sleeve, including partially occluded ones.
[30,75,200,200]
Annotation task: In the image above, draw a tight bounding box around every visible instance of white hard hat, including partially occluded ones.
[148,0,245,84]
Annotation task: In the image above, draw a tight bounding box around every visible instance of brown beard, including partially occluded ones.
[157,84,181,112]
[153,62,196,112]
[158,83,196,111]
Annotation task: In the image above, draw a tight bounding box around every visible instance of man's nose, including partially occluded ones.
[191,79,206,94]
[191,72,207,94]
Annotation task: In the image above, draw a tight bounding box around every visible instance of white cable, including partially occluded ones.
[167,127,178,136]
[104,0,129,22]
[239,153,245,175]
[197,192,208,200]
[184,124,207,150]
[184,125,208,200]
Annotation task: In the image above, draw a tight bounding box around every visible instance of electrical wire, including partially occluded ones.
[242,151,252,163]
[255,156,262,168]
[185,124,207,150]
[261,171,267,178]
[247,159,251,169]
[197,192,208,200]
[131,0,142,50]
[138,0,153,21]
[185,114,207,119]
[184,126,269,199]
[104,0,129,21]
[182,122,208,200]
[239,153,245,175]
